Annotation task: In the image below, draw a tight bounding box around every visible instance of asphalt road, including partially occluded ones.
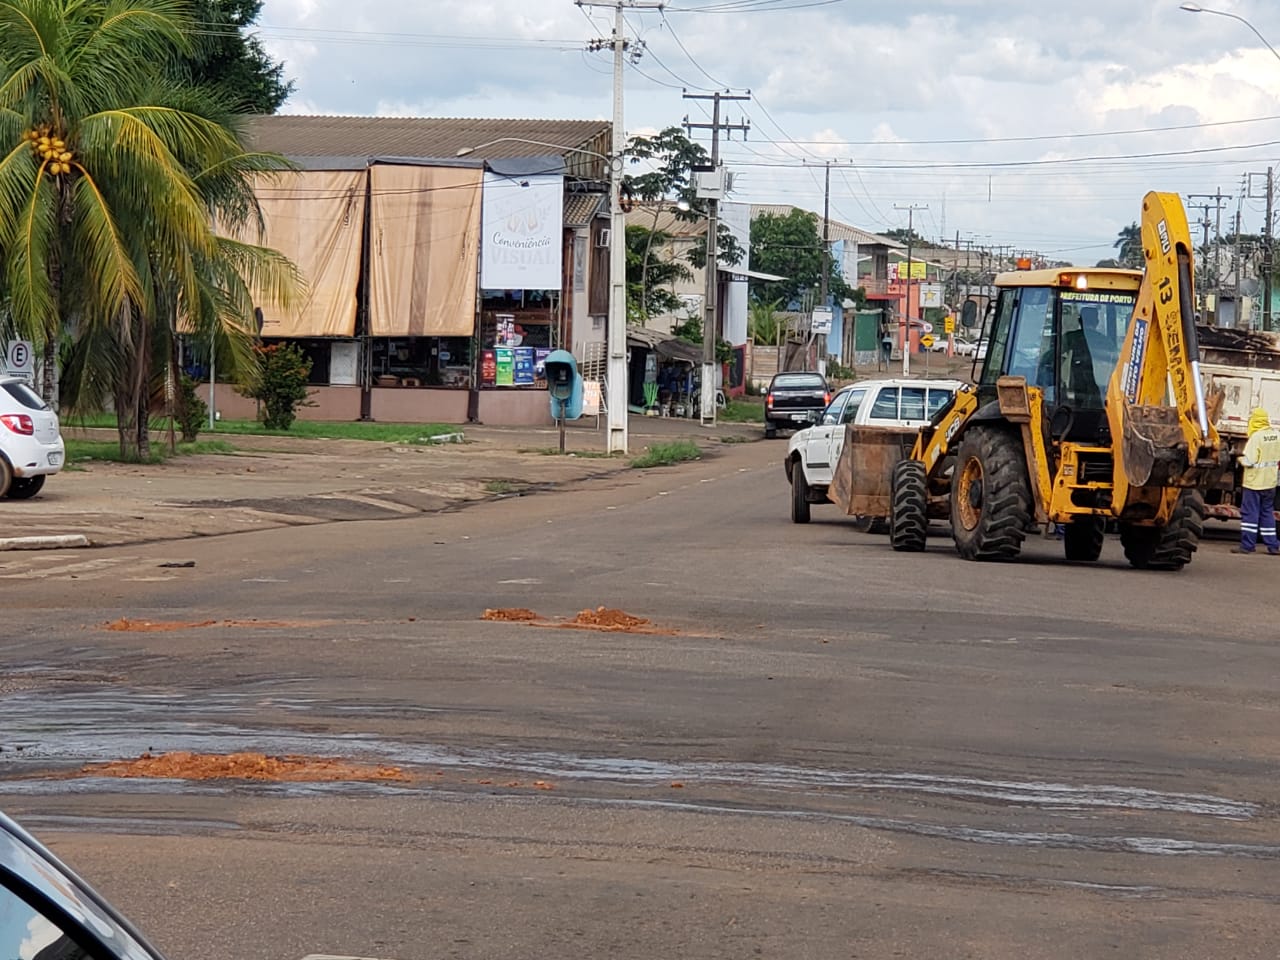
[4,439,1280,959]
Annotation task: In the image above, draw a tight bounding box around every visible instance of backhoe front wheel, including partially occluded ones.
[1119,490,1205,571]
[890,460,928,552]
[1063,517,1105,562]
[950,427,1032,562]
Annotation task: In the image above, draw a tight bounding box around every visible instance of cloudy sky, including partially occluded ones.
[257,0,1280,264]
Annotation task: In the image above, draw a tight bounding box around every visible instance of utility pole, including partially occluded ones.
[821,161,832,305]
[894,203,928,377]
[1189,190,1232,319]
[1266,167,1275,332]
[578,0,663,453]
[684,91,749,425]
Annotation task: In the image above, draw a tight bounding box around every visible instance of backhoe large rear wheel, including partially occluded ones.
[950,426,1032,561]
[1119,489,1205,571]
[890,460,928,552]
[1063,517,1105,562]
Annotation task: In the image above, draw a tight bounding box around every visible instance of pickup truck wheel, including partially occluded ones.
[890,460,928,552]
[1063,517,1105,562]
[1120,490,1205,570]
[764,423,777,439]
[790,467,811,524]
[950,426,1031,561]
[5,475,45,499]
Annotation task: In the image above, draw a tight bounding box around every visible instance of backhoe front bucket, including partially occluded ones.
[1121,405,1189,487]
[828,424,918,517]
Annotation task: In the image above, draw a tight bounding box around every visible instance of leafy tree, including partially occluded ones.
[883,226,928,245]
[1094,258,1120,268]
[623,126,742,322]
[1115,222,1143,269]
[748,298,784,346]
[750,209,855,307]
[625,224,690,322]
[0,0,298,460]
[241,341,312,429]
[181,0,293,113]
[669,315,731,364]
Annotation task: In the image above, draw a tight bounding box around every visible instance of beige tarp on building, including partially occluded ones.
[247,169,366,337]
[368,164,482,337]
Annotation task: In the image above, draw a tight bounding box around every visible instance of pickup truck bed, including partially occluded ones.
[765,372,828,437]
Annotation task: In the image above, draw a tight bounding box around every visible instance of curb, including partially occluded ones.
[0,535,92,551]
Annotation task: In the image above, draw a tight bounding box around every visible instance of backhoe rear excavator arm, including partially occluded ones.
[1106,192,1221,512]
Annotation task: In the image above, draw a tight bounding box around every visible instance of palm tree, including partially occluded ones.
[1114,222,1143,270]
[0,0,296,460]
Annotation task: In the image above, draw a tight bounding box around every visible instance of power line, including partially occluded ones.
[659,11,733,89]
[712,138,1280,171]
[732,113,1280,148]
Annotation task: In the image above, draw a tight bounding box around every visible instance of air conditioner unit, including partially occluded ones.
[595,228,611,248]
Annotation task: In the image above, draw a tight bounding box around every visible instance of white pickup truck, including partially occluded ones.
[784,377,964,523]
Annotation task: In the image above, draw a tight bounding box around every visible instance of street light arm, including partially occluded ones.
[1181,4,1280,64]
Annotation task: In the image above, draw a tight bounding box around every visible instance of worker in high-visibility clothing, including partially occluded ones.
[1235,407,1280,555]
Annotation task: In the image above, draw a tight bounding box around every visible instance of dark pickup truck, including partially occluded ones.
[764,371,830,438]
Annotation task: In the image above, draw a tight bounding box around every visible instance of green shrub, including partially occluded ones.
[177,374,207,442]
[242,342,313,431]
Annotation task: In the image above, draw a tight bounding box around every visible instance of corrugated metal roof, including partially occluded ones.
[625,204,705,238]
[564,192,607,227]
[245,115,611,167]
[751,204,902,249]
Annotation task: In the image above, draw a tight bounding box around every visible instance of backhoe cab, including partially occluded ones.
[884,191,1222,569]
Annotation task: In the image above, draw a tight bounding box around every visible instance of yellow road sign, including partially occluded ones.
[943,315,955,334]
[920,333,936,348]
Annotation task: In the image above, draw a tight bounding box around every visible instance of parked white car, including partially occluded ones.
[0,376,64,499]
[953,335,988,359]
[784,377,964,523]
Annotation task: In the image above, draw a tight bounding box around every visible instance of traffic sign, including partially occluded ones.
[920,333,936,349]
[4,340,33,381]
[944,315,955,335]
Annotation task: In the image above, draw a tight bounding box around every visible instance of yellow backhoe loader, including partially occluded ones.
[834,192,1223,569]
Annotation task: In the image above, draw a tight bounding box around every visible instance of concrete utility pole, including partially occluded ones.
[684,91,749,426]
[1188,190,1233,317]
[578,0,662,453]
[1267,167,1275,332]
[894,203,928,377]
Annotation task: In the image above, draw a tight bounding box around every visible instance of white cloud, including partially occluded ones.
[257,0,1280,258]
[19,913,62,960]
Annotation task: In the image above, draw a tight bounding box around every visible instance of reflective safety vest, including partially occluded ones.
[1242,427,1280,490]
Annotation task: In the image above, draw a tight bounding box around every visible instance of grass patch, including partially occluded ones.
[65,438,236,466]
[484,479,520,495]
[630,440,702,469]
[67,412,459,444]
[720,398,765,423]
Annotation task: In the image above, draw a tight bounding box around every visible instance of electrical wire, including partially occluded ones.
[659,11,733,89]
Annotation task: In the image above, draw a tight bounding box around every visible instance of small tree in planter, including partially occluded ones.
[242,342,313,430]
[177,375,208,442]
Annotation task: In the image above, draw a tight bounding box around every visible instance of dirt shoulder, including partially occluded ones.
[3,418,761,548]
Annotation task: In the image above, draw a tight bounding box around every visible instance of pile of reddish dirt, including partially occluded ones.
[569,607,650,630]
[82,751,409,783]
[482,608,541,622]
[105,618,218,633]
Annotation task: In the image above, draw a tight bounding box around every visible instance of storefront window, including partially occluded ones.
[371,337,472,388]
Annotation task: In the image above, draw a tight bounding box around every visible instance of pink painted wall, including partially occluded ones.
[199,383,551,425]
[371,388,468,423]
[477,389,553,426]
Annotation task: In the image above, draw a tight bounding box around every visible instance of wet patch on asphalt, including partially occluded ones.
[2,681,1275,865]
